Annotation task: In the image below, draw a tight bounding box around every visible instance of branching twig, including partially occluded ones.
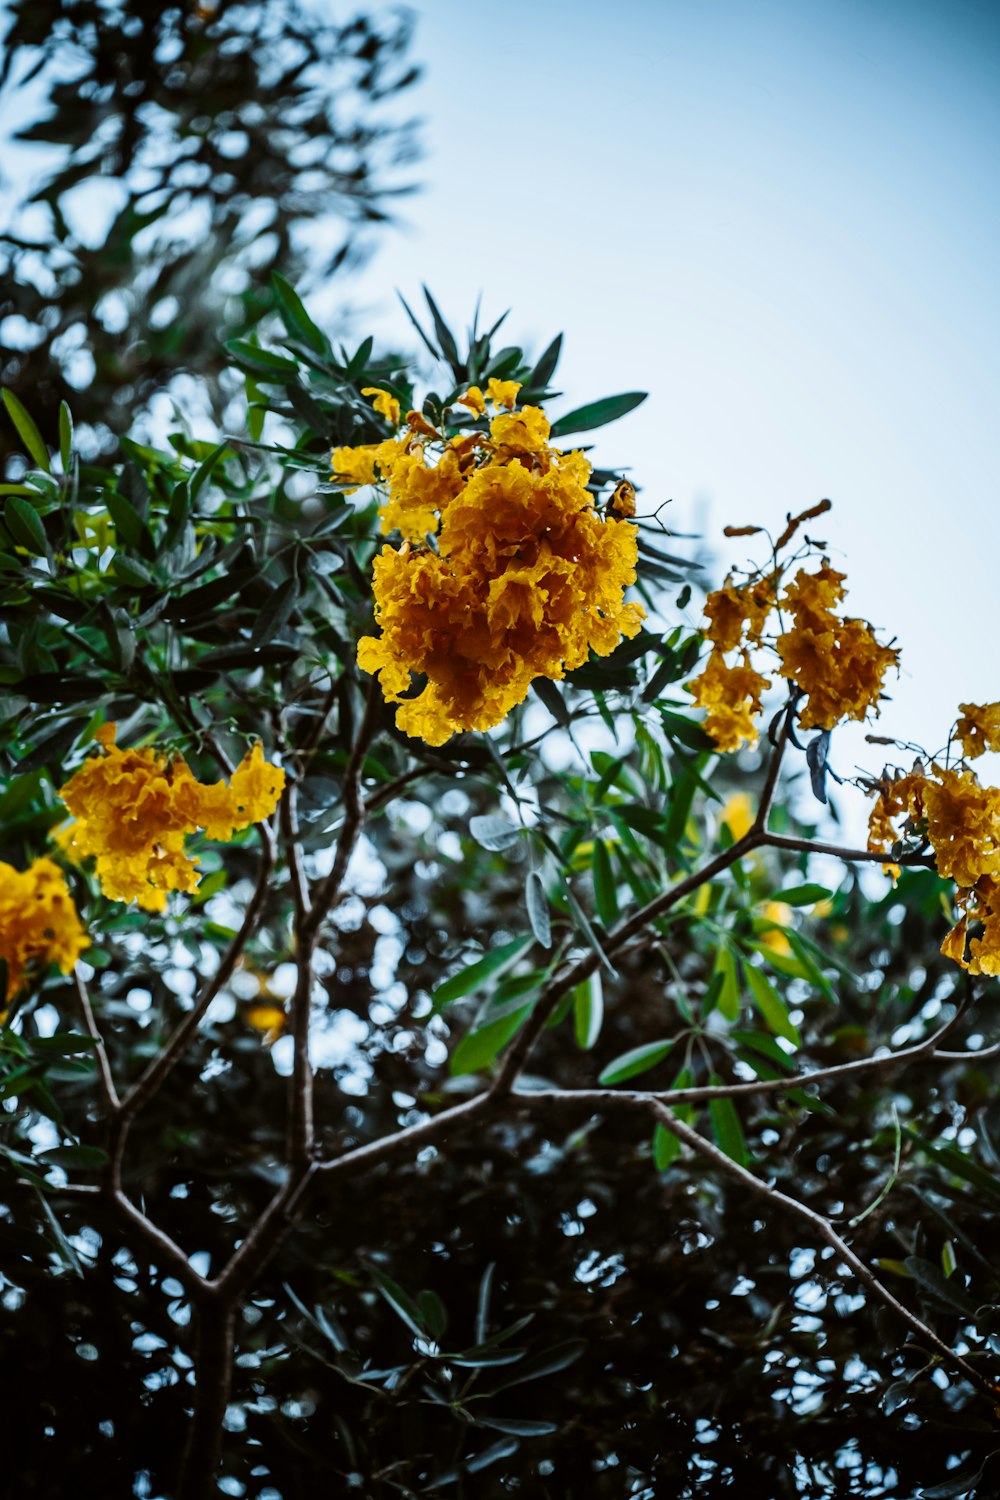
[72,970,119,1111]
[650,1100,998,1400]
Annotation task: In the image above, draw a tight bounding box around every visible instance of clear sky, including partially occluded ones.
[333,0,999,791]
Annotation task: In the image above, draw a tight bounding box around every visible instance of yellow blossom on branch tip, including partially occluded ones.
[362,387,401,427]
[0,858,89,1001]
[703,575,775,654]
[956,702,1000,760]
[457,386,486,416]
[355,403,645,745]
[688,650,770,753]
[56,726,285,910]
[486,378,521,410]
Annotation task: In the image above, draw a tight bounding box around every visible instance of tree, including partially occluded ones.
[0,0,420,469]
[1,287,999,1499]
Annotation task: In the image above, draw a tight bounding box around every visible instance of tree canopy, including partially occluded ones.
[2,282,1000,1500]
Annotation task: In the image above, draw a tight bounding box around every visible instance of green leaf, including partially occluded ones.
[106,490,154,554]
[525,870,551,949]
[368,1266,426,1337]
[528,333,562,390]
[112,554,156,590]
[29,1034,99,1056]
[573,971,603,1050]
[591,839,618,927]
[549,391,647,439]
[58,402,73,469]
[271,274,326,354]
[2,389,50,472]
[597,1038,675,1086]
[431,935,534,1012]
[4,496,48,554]
[469,813,521,851]
[250,576,300,647]
[531,676,570,726]
[744,963,800,1046]
[709,1090,748,1166]
[712,945,740,1021]
[450,1004,533,1075]
[38,1144,108,1170]
[659,709,716,754]
[770,883,832,907]
[225,340,298,379]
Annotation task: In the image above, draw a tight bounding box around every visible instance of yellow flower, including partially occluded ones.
[490,404,551,456]
[331,437,408,494]
[688,650,770,753]
[759,900,793,956]
[0,858,89,1001]
[922,769,1000,889]
[956,702,1000,760]
[57,726,285,910]
[720,791,755,841]
[486,378,521,410]
[457,386,486,416]
[775,564,899,730]
[609,479,636,519]
[703,575,775,654]
[357,413,645,745]
[362,387,402,427]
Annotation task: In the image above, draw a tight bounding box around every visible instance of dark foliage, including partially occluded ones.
[0,0,420,468]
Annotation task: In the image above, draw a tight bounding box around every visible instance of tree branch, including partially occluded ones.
[650,1099,998,1401]
[120,822,276,1119]
[72,969,119,1111]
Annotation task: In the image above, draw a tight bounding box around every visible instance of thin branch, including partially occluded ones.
[650,1100,998,1401]
[72,969,119,1110]
[512,1003,973,1110]
[303,678,383,938]
[761,832,935,868]
[110,1188,209,1299]
[754,692,796,831]
[287,936,317,1167]
[121,822,276,1119]
[490,832,763,1100]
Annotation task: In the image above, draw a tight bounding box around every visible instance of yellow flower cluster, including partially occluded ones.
[956,701,1000,760]
[688,553,899,752]
[0,858,89,1000]
[338,383,645,746]
[57,725,285,911]
[775,564,899,731]
[868,761,1000,974]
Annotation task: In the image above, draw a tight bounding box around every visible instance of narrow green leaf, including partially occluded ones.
[549,391,646,439]
[271,273,325,353]
[709,1089,748,1166]
[2,389,50,472]
[431,935,534,1012]
[744,962,800,1046]
[591,839,618,927]
[4,496,48,554]
[525,870,551,949]
[38,1144,108,1169]
[713,945,740,1021]
[450,1004,533,1075]
[528,333,562,390]
[225,340,298,378]
[58,402,73,469]
[469,813,521,851]
[250,576,300,647]
[573,971,603,1050]
[770,883,832,907]
[597,1037,675,1086]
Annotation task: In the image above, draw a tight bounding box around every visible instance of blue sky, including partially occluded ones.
[336,0,999,785]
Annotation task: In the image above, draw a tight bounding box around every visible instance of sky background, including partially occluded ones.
[330,0,999,807]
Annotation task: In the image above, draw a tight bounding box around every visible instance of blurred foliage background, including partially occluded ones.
[1,7,999,1500]
[0,0,419,469]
